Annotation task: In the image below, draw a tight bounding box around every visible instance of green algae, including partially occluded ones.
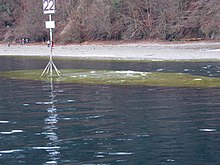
[1,69,220,88]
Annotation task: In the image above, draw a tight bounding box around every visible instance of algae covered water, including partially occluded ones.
[0,56,220,165]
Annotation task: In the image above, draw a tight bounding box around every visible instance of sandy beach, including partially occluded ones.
[0,41,220,61]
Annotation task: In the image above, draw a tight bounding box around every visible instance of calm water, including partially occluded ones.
[0,57,220,165]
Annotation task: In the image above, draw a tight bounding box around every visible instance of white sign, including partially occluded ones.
[43,0,55,14]
[45,21,55,29]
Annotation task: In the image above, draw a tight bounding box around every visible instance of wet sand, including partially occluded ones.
[0,41,220,61]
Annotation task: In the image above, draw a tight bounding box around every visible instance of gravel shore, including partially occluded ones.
[0,41,220,61]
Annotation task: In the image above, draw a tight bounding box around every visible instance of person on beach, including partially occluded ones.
[47,40,50,47]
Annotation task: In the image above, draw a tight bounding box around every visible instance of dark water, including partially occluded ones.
[0,57,220,165]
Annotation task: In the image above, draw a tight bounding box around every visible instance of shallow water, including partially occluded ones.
[0,57,220,165]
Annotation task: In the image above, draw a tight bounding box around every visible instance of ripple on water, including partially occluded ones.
[166,159,175,162]
[32,146,60,150]
[132,133,150,138]
[35,101,53,105]
[0,121,9,124]
[94,151,134,158]
[45,161,58,164]
[95,155,105,158]
[67,100,75,103]
[0,149,23,154]
[108,152,134,156]
[116,138,133,141]
[0,130,24,135]
[199,128,217,132]
[92,152,129,163]
[85,115,102,120]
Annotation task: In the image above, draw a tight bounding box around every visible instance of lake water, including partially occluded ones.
[0,57,220,165]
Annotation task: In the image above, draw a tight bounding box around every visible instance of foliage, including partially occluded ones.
[0,0,219,43]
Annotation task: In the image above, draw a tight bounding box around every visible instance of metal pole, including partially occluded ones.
[41,10,61,77]
[49,14,53,55]
[49,14,53,77]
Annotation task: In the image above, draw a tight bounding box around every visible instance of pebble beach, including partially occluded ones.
[0,41,220,61]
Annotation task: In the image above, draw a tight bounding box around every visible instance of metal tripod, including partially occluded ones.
[41,53,61,77]
[41,14,61,77]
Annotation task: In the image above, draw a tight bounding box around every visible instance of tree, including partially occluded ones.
[0,0,23,41]
[1,0,219,43]
[14,0,46,42]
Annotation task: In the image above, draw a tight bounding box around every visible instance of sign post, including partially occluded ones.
[43,0,55,14]
[41,0,61,77]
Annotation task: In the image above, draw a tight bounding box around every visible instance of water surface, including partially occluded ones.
[0,57,220,165]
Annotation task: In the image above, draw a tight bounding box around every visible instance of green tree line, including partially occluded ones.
[0,0,219,43]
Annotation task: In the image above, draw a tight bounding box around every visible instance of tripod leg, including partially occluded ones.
[41,62,50,77]
[52,62,61,76]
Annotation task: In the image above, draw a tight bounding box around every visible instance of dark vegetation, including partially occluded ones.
[2,69,220,88]
[0,0,219,43]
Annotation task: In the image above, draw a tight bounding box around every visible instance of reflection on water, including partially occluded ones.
[34,77,60,165]
[0,57,220,164]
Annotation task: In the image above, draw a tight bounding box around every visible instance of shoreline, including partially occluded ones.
[0,41,220,61]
